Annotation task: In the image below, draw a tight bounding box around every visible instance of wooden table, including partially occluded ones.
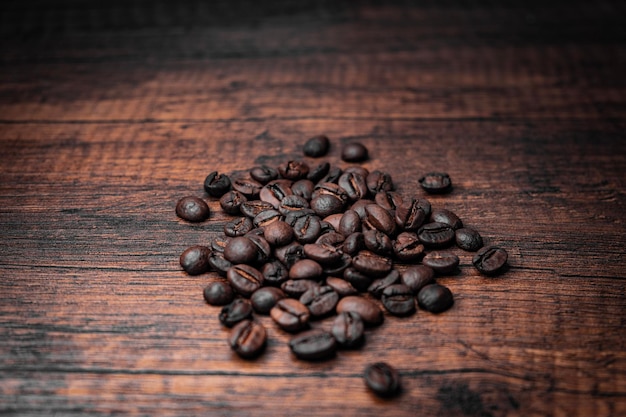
[1,1,625,416]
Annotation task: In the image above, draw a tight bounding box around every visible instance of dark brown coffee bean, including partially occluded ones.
[343,267,374,292]
[352,250,393,278]
[366,170,394,194]
[303,135,330,157]
[250,287,286,314]
[224,236,258,264]
[270,298,310,332]
[319,220,336,235]
[310,194,345,218]
[336,296,384,326]
[263,220,294,246]
[210,236,231,253]
[321,214,342,234]
[289,259,323,281]
[204,171,231,197]
[274,241,305,268]
[279,160,310,180]
[341,142,368,162]
[375,191,403,212]
[312,182,349,203]
[279,195,310,215]
[363,229,393,256]
[322,253,352,276]
[259,179,293,208]
[417,283,454,313]
[289,329,337,360]
[307,162,330,183]
[203,281,234,306]
[261,260,289,287]
[281,279,321,298]
[253,209,282,228]
[250,165,278,184]
[224,216,254,237]
[472,246,508,275]
[332,311,364,348]
[293,214,322,243]
[344,165,370,178]
[455,227,484,251]
[368,269,400,298]
[364,362,401,397]
[284,208,316,227]
[315,231,345,247]
[291,179,315,200]
[350,199,373,220]
[381,284,415,316]
[339,209,362,237]
[240,200,275,218]
[228,320,267,359]
[219,190,247,214]
[395,198,427,231]
[176,196,210,222]
[219,298,253,327]
[208,251,233,276]
[363,204,396,235]
[227,264,264,297]
[401,265,435,294]
[232,177,263,199]
[341,232,363,256]
[431,208,463,230]
[417,222,455,248]
[303,243,343,265]
[319,166,342,184]
[422,251,460,274]
[393,232,425,262]
[179,245,211,275]
[338,172,368,201]
[325,277,358,297]
[419,172,452,194]
[299,285,339,318]
[247,234,272,263]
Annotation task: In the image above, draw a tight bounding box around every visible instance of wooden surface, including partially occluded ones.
[1,1,626,416]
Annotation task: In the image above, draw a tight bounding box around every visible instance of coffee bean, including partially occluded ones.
[350,199,373,220]
[422,251,460,274]
[219,190,247,214]
[332,311,364,348]
[260,179,293,208]
[307,162,330,183]
[279,160,310,180]
[250,287,286,314]
[321,213,342,232]
[392,232,425,262]
[279,195,310,215]
[401,265,435,294]
[344,166,370,179]
[455,227,484,251]
[325,277,358,297]
[336,296,384,326]
[381,284,415,316]
[274,241,305,268]
[319,166,343,184]
[366,170,394,194]
[352,250,393,278]
[224,216,254,237]
[319,220,336,236]
[176,196,210,222]
[417,222,455,248]
[228,320,267,359]
[375,191,403,212]
[289,259,323,281]
[395,198,426,231]
[210,236,231,253]
[303,243,343,265]
[263,220,294,246]
[310,194,345,218]
[312,182,349,204]
[342,232,365,256]
[284,208,316,227]
[417,283,454,313]
[203,281,234,306]
[419,172,452,194]
[179,245,211,275]
[472,246,508,275]
[363,229,393,256]
[368,269,400,298]
[303,135,330,157]
[208,251,233,276]
[315,231,345,247]
[338,172,368,201]
[247,234,272,263]
[219,298,253,327]
[261,260,289,287]
[322,253,352,276]
[250,165,278,184]
[341,142,368,162]
[227,264,264,297]
[232,177,263,199]
[289,329,337,360]
[431,208,463,230]
[364,362,401,397]
[240,200,275,218]
[299,285,339,318]
[204,171,231,197]
[281,279,321,298]
[339,209,362,237]
[253,209,282,228]
[224,236,259,264]
[291,179,315,200]
[293,214,322,243]
[270,298,310,332]
[363,204,396,235]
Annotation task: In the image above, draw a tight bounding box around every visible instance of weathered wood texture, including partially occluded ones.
[1,1,625,416]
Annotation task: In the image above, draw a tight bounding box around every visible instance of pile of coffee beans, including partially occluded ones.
[176,138,509,397]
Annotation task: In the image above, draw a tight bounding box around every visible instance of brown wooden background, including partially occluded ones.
[1,1,625,416]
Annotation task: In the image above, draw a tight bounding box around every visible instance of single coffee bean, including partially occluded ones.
[303,243,343,265]
[393,232,425,262]
[247,234,272,263]
[322,213,343,232]
[278,160,310,180]
[289,329,337,360]
[293,214,322,243]
[274,241,305,268]
[343,267,373,292]
[344,165,370,179]
[307,162,331,183]
[319,220,336,236]
[339,209,362,237]
[289,259,324,281]
[315,231,345,247]
[319,166,342,184]
[279,195,310,216]
[363,229,393,256]
[176,196,210,222]
[341,142,368,162]
[368,269,400,298]
[419,172,452,194]
[299,285,339,318]
[224,216,254,237]
[228,320,267,359]
[224,236,258,264]
[259,179,293,208]
[364,362,401,397]
[332,311,365,348]
[366,170,394,194]
[375,191,403,212]
[422,251,460,274]
[381,284,415,316]
[284,208,316,227]
[363,204,396,235]
[270,298,311,332]
[303,135,330,157]
[208,251,233,276]
[253,209,283,228]
[417,222,455,248]
[325,277,358,297]
[261,260,289,287]
[455,227,484,251]
[336,296,384,326]
[179,245,211,275]
[291,179,315,200]
[219,190,247,214]
[395,198,427,231]
[312,182,349,204]
[352,250,393,278]
[281,279,321,298]
[350,199,374,220]
[210,236,231,253]
[219,298,253,327]
[203,281,234,306]
[240,200,275,218]
[431,208,463,230]
[264,220,294,246]
[342,232,365,256]
[401,265,435,294]
[232,177,263,199]
[472,245,508,275]
[310,194,345,218]
[204,171,231,197]
[322,253,352,276]
[417,283,454,313]
[338,172,368,201]
[250,287,286,314]
[250,165,278,184]
[227,264,264,297]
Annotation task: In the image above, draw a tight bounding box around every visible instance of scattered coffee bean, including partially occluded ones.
[381,284,415,316]
[375,191,403,212]
[293,213,322,243]
[179,245,212,275]
[291,179,315,200]
[417,283,454,313]
[473,245,508,275]
[393,232,425,262]
[203,281,234,306]
[270,298,310,332]
[260,179,293,208]
[240,200,275,218]
[219,190,247,215]
[455,227,484,251]
[419,172,452,194]
[431,208,463,230]
[303,135,330,157]
[274,241,305,268]
[364,362,401,397]
[338,172,368,201]
[395,198,426,232]
[319,166,343,184]
[366,170,394,195]
[204,171,232,197]
[352,250,393,278]
[227,264,264,297]
[418,222,455,248]
[261,260,289,287]
[342,232,365,256]
[264,220,294,246]
[224,236,259,264]
[307,162,331,183]
[208,251,233,276]
[325,277,358,297]
[299,285,339,318]
[343,267,374,292]
[363,229,393,256]
[176,196,210,222]
[281,279,320,298]
[363,204,396,235]
[228,320,266,359]
[219,298,253,327]
[401,265,435,294]
[250,287,286,314]
[332,311,364,348]
[422,251,460,274]
[336,295,384,326]
[368,269,400,298]
[289,329,337,360]
[289,259,323,281]
[303,243,343,265]
[253,209,282,228]
[250,165,278,184]
[341,142,368,162]
[339,209,362,236]
[224,216,254,237]
[279,160,310,180]
[232,177,263,199]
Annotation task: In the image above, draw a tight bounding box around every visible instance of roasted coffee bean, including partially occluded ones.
[289,329,337,360]
[381,284,415,316]
[232,177,263,199]
[344,165,370,179]
[343,232,365,256]
[203,280,234,306]
[350,199,373,220]
[253,209,282,228]
[366,170,394,194]
[419,172,452,194]
[375,191,403,212]
[261,260,289,287]
[352,250,393,278]
[176,196,210,222]
[291,179,315,200]
[219,298,253,327]
[270,298,310,332]
[278,160,309,180]
[208,251,233,276]
[310,194,345,218]
[279,195,310,215]
[303,135,330,157]
[455,227,483,251]
[339,209,362,237]
[319,166,342,184]
[303,243,343,265]
[299,285,339,318]
[224,236,259,264]
[219,190,247,214]
[307,162,330,183]
[315,231,345,247]
[322,213,343,232]
[364,362,401,397]
[363,204,396,235]
[274,241,305,268]
[312,182,349,203]
[293,214,322,243]
[224,216,254,237]
[395,198,427,231]
[227,264,264,297]
[250,287,286,314]
[240,200,275,218]
[368,269,401,298]
[417,222,455,248]
[417,283,454,313]
[332,311,364,348]
[263,220,294,246]
[319,220,336,235]
[322,253,352,276]
[204,171,231,197]
[422,251,460,274]
[325,277,358,297]
[250,165,278,184]
[343,267,373,292]
[341,142,368,162]
[260,179,293,208]
[336,296,384,326]
[281,279,320,298]
[401,265,435,294]
[431,208,463,230]
[247,234,272,262]
[363,229,393,256]
[210,236,231,253]
[289,259,323,281]
[179,245,211,275]
[415,197,432,218]
[228,320,267,359]
[284,208,316,227]
[338,172,368,201]
[393,232,425,262]
[472,246,508,275]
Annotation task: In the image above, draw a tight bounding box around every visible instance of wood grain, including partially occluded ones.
[1,1,625,416]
